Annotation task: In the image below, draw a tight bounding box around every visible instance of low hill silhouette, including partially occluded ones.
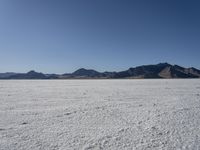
[1,63,200,79]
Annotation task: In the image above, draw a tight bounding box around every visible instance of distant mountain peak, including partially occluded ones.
[74,68,97,72]
[0,63,200,79]
[72,68,101,77]
[27,70,37,74]
[157,62,171,66]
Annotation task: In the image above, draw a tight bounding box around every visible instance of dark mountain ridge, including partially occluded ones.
[6,70,48,79]
[0,63,200,79]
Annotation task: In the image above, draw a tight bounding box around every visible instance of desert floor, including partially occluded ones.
[0,79,200,150]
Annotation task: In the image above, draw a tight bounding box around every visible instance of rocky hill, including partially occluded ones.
[1,63,200,79]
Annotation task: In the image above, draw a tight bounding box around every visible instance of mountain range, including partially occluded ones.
[0,63,200,79]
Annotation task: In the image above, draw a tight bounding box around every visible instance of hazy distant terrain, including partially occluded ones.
[0,63,200,79]
[0,79,200,150]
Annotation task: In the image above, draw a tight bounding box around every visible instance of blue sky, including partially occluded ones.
[0,0,200,73]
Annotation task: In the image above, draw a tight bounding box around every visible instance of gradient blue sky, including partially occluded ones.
[0,0,200,73]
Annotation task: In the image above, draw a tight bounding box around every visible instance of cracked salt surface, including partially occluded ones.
[0,79,200,150]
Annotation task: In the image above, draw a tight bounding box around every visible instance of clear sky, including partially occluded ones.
[0,0,200,73]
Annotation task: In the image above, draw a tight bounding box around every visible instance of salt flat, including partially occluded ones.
[0,79,200,150]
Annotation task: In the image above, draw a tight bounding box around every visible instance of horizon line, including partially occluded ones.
[1,62,199,74]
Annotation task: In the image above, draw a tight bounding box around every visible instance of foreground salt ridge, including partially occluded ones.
[0,79,200,150]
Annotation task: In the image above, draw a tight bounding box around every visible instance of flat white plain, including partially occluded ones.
[0,79,200,150]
